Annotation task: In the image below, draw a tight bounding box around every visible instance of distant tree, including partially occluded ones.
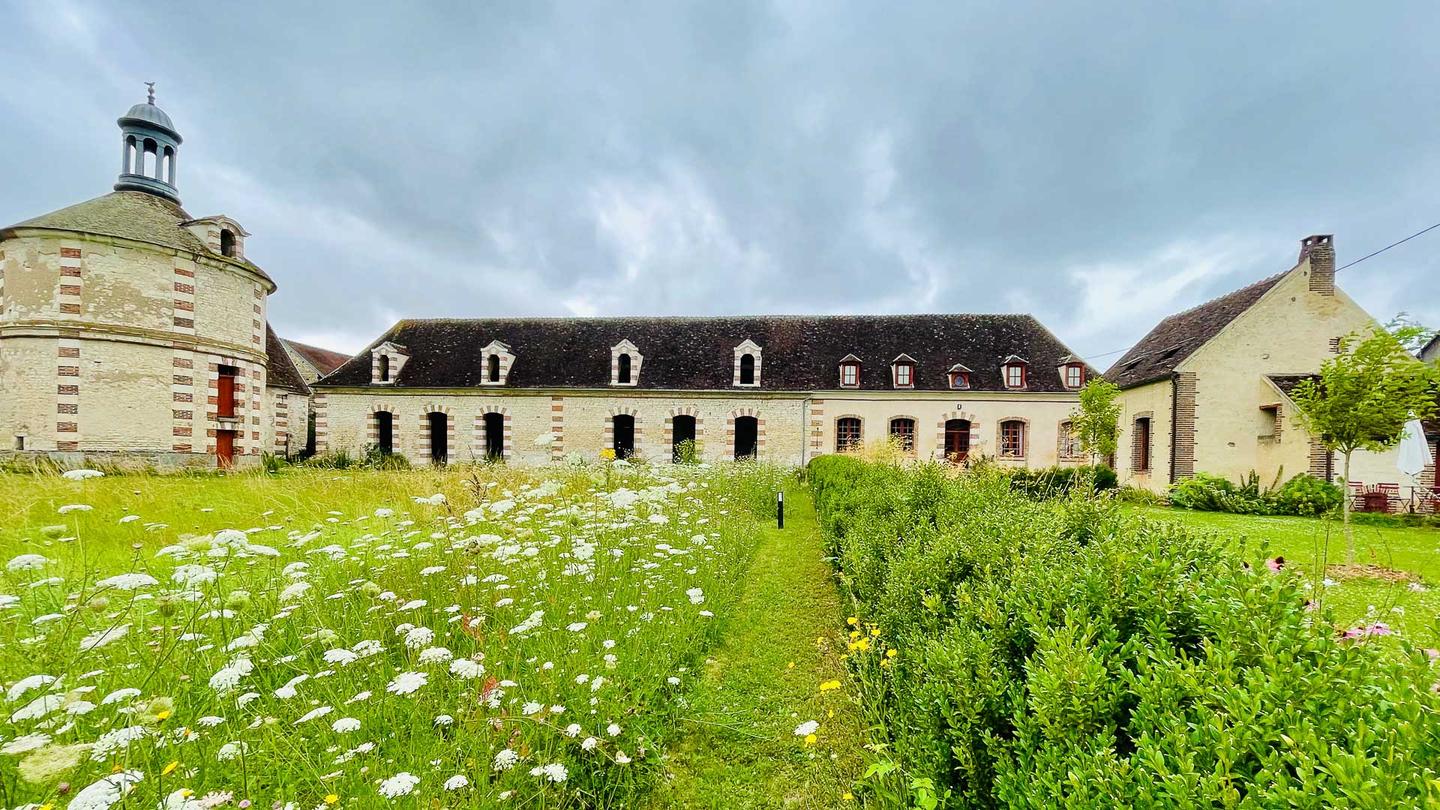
[1291,325,1439,563]
[1386,313,1437,355]
[1070,379,1122,466]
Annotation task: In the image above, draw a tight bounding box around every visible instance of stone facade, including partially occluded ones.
[313,387,1086,468]
[0,231,273,467]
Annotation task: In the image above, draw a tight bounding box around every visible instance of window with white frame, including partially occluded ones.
[733,339,763,387]
[1002,356,1028,389]
[838,355,861,388]
[480,341,515,386]
[891,355,915,388]
[610,340,642,386]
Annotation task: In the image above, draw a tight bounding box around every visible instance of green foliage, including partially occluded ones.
[301,446,412,471]
[260,452,287,475]
[810,456,1440,808]
[1169,471,1341,517]
[673,438,701,465]
[1008,465,1116,498]
[1068,379,1122,461]
[1292,325,1439,457]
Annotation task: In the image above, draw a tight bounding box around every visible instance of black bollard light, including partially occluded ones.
[777,490,785,529]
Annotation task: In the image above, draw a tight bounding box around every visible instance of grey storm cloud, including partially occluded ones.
[1,0,1437,358]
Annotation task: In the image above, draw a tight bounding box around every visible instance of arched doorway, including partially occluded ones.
[426,412,448,465]
[672,415,696,462]
[374,411,394,454]
[734,416,758,460]
[483,412,505,461]
[612,414,635,458]
[944,419,970,464]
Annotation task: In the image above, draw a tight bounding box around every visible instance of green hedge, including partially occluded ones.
[809,455,1440,807]
[1168,471,1343,517]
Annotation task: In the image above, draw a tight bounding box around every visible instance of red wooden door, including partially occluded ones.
[216,370,236,418]
[216,430,235,469]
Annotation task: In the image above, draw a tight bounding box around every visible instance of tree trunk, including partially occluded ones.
[1343,451,1355,565]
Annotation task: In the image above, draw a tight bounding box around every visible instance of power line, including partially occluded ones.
[1337,220,1440,272]
[1079,220,1440,364]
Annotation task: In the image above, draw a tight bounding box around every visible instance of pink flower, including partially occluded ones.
[1423,648,1439,661]
[1265,556,1285,573]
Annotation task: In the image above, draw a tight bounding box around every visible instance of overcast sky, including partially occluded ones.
[2,1,1437,363]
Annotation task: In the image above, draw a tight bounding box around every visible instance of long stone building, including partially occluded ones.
[311,315,1095,466]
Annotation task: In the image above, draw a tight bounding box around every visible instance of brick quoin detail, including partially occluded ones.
[1171,372,1197,481]
[603,406,643,457]
[59,248,82,259]
[807,399,826,460]
[472,406,514,459]
[549,397,565,461]
[725,407,766,459]
[313,395,329,453]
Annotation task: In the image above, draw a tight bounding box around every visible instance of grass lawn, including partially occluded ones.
[646,486,864,809]
[1132,505,1440,643]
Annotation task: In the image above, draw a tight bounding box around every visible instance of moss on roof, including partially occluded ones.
[4,191,273,286]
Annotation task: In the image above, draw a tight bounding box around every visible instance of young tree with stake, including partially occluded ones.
[1290,325,1439,564]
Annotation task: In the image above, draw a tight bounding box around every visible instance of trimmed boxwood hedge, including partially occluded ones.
[810,455,1440,807]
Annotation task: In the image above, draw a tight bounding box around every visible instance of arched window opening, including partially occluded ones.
[836,417,862,452]
[220,229,236,257]
[487,354,500,383]
[125,136,137,174]
[378,354,391,382]
[671,415,697,463]
[617,353,632,384]
[162,147,175,184]
[374,411,394,455]
[1059,420,1082,460]
[1000,420,1026,458]
[889,418,916,453]
[483,412,505,461]
[944,419,971,463]
[612,414,635,458]
[733,415,758,460]
[739,354,756,386]
[427,412,448,465]
[142,139,158,177]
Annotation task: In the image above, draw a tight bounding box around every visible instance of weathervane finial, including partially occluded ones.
[145,81,156,105]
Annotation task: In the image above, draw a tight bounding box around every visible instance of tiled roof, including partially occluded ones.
[1265,374,1319,399]
[265,325,311,395]
[283,339,351,377]
[3,191,273,285]
[1105,274,1285,389]
[317,314,1091,393]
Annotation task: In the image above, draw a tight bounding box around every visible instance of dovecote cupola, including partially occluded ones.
[114,83,183,203]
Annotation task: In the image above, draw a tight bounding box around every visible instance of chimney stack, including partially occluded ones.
[1299,234,1335,296]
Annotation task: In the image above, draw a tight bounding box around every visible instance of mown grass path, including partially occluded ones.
[647,486,864,809]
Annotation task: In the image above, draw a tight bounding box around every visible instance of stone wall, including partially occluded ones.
[1113,379,1174,490]
[316,388,1080,468]
[0,231,271,467]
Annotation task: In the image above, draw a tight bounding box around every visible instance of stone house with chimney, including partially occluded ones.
[1107,235,1438,496]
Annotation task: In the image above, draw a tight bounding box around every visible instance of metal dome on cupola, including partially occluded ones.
[114,82,183,203]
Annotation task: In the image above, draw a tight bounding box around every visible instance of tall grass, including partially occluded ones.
[0,464,784,808]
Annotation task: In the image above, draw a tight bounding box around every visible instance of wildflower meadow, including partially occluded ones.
[0,463,791,809]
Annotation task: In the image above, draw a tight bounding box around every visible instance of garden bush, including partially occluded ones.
[810,455,1440,807]
[1008,464,1116,498]
[1169,471,1343,517]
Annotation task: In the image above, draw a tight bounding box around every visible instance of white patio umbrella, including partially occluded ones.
[1397,419,1430,477]
[1397,419,1430,511]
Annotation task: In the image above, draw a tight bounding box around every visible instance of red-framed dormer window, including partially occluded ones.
[1064,363,1084,389]
[839,358,861,388]
[893,362,914,388]
[1003,362,1027,389]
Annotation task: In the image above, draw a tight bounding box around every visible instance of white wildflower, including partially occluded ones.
[378,772,420,798]
[386,671,428,696]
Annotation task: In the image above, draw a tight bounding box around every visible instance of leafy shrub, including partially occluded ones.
[1169,471,1341,517]
[809,455,1440,808]
[1271,473,1343,516]
[1008,464,1116,498]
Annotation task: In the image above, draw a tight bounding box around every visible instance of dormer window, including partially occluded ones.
[1062,363,1085,389]
[1001,356,1028,389]
[220,229,236,257]
[947,364,972,390]
[480,340,515,386]
[891,354,916,388]
[371,342,409,385]
[838,355,862,388]
[733,340,762,387]
[610,340,642,386]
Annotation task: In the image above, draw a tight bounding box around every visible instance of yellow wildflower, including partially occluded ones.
[325,795,340,805]
[819,680,841,692]
[162,760,179,776]
[804,733,817,745]
[886,648,898,659]
[847,617,859,626]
